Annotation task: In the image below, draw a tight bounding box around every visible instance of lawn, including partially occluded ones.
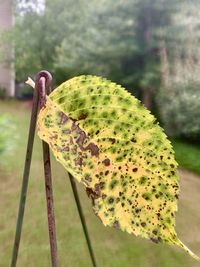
[172,140,200,175]
[0,100,200,267]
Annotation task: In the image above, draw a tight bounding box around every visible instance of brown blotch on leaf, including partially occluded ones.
[57,146,69,152]
[78,113,88,120]
[94,182,105,197]
[135,208,141,213]
[102,158,110,166]
[71,120,100,157]
[131,137,136,143]
[152,230,158,235]
[74,157,83,167]
[86,187,100,205]
[85,143,99,157]
[109,138,116,144]
[105,170,109,176]
[85,175,92,182]
[59,112,69,124]
[76,130,87,147]
[108,197,114,204]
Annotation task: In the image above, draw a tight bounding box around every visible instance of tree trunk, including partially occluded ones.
[142,88,153,110]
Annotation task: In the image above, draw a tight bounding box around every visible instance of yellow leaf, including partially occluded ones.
[37,75,200,261]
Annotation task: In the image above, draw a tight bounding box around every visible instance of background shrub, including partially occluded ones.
[158,82,200,139]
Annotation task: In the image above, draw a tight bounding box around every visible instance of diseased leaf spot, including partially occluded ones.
[59,112,69,124]
[105,170,109,176]
[109,138,116,144]
[102,158,110,166]
[85,143,99,157]
[78,113,88,120]
[109,180,118,190]
[152,230,158,235]
[108,197,114,204]
[139,176,148,185]
[85,175,92,182]
[142,192,152,201]
[141,222,146,227]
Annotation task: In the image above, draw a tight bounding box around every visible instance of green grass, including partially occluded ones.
[0,100,200,267]
[172,139,200,175]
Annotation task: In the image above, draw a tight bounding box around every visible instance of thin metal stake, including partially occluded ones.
[42,141,59,267]
[69,174,97,267]
[36,71,59,267]
[11,83,39,267]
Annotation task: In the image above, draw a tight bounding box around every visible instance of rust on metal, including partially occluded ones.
[36,70,59,267]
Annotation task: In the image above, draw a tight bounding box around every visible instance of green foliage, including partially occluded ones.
[53,0,178,92]
[14,0,178,95]
[158,1,200,139]
[0,115,17,155]
[37,75,199,261]
[158,0,200,139]
[14,0,200,139]
[159,82,200,139]
[172,139,200,175]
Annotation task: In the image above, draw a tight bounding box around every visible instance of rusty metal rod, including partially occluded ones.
[69,174,97,267]
[42,141,59,267]
[36,71,59,267]
[11,82,39,267]
[11,69,96,267]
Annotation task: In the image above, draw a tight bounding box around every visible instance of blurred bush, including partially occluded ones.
[0,86,6,99]
[15,83,33,100]
[158,82,200,139]
[158,24,200,140]
[12,0,200,141]
[14,0,179,104]
[0,114,17,155]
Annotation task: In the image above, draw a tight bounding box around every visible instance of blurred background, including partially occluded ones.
[0,0,200,266]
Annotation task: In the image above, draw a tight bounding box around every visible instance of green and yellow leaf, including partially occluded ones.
[37,75,199,261]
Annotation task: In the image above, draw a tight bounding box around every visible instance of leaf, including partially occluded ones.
[37,75,200,261]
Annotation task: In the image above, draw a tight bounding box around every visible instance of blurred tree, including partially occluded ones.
[158,1,200,139]
[53,0,136,86]
[54,0,178,105]
[131,0,179,109]
[14,0,178,106]
[14,0,46,81]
